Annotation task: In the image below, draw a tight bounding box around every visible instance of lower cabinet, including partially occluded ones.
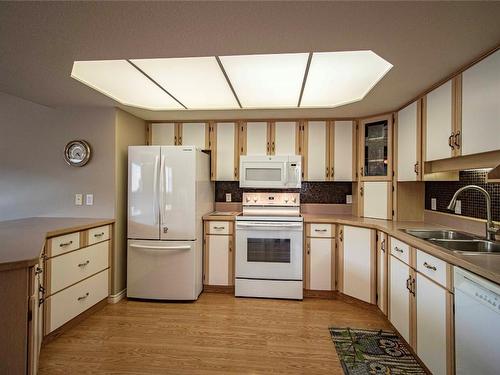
[203,220,234,287]
[359,181,392,220]
[389,255,413,343]
[376,231,388,315]
[304,223,336,291]
[338,225,375,303]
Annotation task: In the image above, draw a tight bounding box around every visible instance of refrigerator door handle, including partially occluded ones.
[159,155,167,226]
[129,244,191,251]
[153,155,160,225]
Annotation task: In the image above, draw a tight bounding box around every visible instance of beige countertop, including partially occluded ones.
[0,217,115,272]
[203,212,500,285]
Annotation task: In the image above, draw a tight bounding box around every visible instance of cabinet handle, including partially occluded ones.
[331,167,334,178]
[314,229,327,232]
[326,166,329,178]
[77,292,89,301]
[94,232,105,238]
[178,136,182,145]
[174,136,178,145]
[411,277,416,296]
[339,230,343,242]
[381,239,385,252]
[213,226,225,230]
[234,167,238,178]
[59,240,73,247]
[272,141,275,153]
[423,262,437,271]
[267,141,270,153]
[414,162,419,175]
[448,132,455,150]
[360,167,364,176]
[406,276,411,292]
[394,247,404,253]
[454,131,461,149]
[360,186,364,196]
[78,260,90,267]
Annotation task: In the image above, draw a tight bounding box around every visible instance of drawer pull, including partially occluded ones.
[94,232,105,238]
[77,292,89,301]
[78,260,90,267]
[60,240,73,247]
[394,247,404,253]
[423,262,437,271]
[213,226,225,230]
[314,229,327,232]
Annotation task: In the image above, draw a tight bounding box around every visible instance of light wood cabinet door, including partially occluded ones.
[180,122,207,149]
[151,123,177,145]
[308,238,334,291]
[362,181,391,220]
[305,121,328,181]
[245,122,268,155]
[416,273,451,375]
[461,50,500,156]
[332,121,354,181]
[377,232,388,315]
[425,81,453,161]
[389,255,411,343]
[397,102,421,181]
[214,122,238,181]
[273,121,298,155]
[206,235,231,286]
[341,226,374,303]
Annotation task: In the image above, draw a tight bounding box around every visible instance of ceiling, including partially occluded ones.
[1,1,499,121]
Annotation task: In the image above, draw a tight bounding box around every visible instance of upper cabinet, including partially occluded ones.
[211,122,239,181]
[179,122,208,149]
[272,121,299,155]
[396,101,422,181]
[240,121,300,156]
[303,120,355,181]
[423,80,456,161]
[359,115,393,181]
[242,121,268,155]
[461,50,500,156]
[150,122,178,145]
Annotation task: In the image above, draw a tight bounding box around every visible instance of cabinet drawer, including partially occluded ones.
[207,221,232,235]
[309,223,335,238]
[49,241,109,295]
[416,249,448,288]
[48,232,80,257]
[47,269,109,333]
[87,225,110,245]
[390,237,410,265]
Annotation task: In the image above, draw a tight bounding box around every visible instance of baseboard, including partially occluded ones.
[108,289,127,304]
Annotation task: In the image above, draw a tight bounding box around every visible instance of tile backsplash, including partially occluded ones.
[425,170,500,222]
[215,181,352,204]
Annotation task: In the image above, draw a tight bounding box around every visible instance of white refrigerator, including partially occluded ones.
[127,146,213,300]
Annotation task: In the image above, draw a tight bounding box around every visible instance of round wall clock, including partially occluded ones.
[64,140,91,167]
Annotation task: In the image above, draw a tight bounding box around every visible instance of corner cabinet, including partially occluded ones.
[358,181,392,220]
[304,223,336,292]
[358,115,393,181]
[338,225,376,304]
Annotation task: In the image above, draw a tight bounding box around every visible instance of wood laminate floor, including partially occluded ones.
[39,292,390,374]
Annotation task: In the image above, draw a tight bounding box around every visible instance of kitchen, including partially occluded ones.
[0,1,499,374]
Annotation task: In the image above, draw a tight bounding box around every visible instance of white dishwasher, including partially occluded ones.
[454,267,500,375]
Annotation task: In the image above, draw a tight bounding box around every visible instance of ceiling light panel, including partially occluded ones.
[301,51,393,108]
[71,60,183,110]
[219,53,309,108]
[130,57,238,109]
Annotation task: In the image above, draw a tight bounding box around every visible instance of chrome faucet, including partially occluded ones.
[447,185,499,241]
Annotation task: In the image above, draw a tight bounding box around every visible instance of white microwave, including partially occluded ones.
[239,155,301,188]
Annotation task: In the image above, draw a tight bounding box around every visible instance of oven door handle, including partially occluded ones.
[236,222,303,229]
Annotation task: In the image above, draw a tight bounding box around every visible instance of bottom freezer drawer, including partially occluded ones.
[47,269,109,334]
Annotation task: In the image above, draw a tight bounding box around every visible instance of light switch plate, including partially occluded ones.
[225,193,232,202]
[455,200,461,214]
[431,198,437,211]
[346,195,353,204]
[75,194,83,206]
[85,194,94,206]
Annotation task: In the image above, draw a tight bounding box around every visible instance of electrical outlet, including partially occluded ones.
[75,193,83,206]
[431,198,437,211]
[455,200,461,215]
[225,193,232,202]
[346,194,353,204]
[85,194,94,206]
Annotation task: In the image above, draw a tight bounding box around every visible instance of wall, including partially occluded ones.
[0,92,116,220]
[113,109,146,294]
[425,169,500,222]
[215,181,352,204]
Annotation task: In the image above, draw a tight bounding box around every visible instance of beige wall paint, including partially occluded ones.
[113,109,146,294]
[0,91,116,220]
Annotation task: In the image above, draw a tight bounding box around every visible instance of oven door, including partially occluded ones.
[235,221,303,280]
[239,161,286,188]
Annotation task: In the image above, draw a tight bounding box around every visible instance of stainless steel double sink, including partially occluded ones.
[401,229,500,254]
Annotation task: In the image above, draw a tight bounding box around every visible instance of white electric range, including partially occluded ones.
[235,192,303,300]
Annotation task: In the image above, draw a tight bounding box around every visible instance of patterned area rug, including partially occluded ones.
[329,328,427,374]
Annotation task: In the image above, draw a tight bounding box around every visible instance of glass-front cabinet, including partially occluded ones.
[359,115,393,181]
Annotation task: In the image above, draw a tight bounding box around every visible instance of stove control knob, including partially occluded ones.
[284,198,289,203]
[292,197,297,203]
[253,197,258,203]
[246,196,250,203]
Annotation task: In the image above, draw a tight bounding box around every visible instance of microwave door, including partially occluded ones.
[241,162,286,188]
